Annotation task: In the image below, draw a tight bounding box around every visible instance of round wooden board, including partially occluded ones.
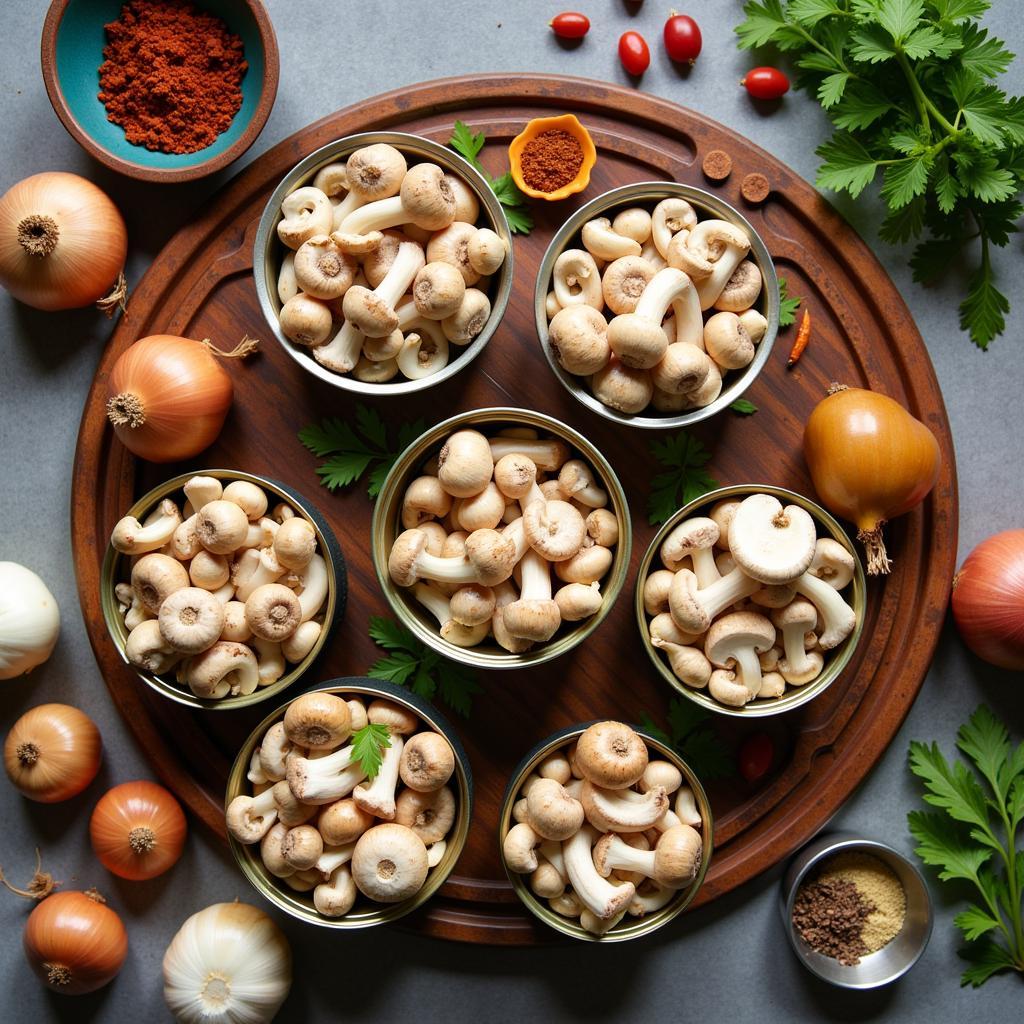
[71,74,958,945]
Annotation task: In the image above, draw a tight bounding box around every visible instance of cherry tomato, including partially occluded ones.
[550,12,590,39]
[741,66,790,100]
[663,13,702,65]
[618,31,651,76]
[738,732,774,782]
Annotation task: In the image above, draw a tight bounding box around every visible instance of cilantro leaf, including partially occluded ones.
[299,409,425,499]
[730,398,758,415]
[448,122,533,235]
[647,432,719,525]
[367,615,479,717]
[640,697,736,781]
[777,276,803,327]
[351,723,391,781]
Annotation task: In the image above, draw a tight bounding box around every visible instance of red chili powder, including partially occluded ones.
[520,130,584,192]
[98,0,247,155]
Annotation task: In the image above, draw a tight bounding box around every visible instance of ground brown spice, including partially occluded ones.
[793,877,873,966]
[98,0,247,155]
[520,130,584,192]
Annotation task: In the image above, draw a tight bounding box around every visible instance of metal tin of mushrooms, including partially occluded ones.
[253,131,514,395]
[371,407,632,670]
[780,833,932,988]
[498,722,713,942]
[225,677,473,930]
[100,469,346,711]
[635,484,866,718]
[534,181,779,429]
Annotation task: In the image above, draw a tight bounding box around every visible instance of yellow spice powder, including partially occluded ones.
[818,852,906,953]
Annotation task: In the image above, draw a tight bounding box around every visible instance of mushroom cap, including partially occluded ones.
[493,453,538,500]
[525,779,585,841]
[548,305,610,377]
[393,785,456,845]
[388,529,430,587]
[771,597,818,634]
[654,824,703,888]
[318,798,374,847]
[345,143,407,200]
[809,537,856,590]
[195,500,250,555]
[399,732,456,792]
[713,260,763,313]
[448,583,496,626]
[660,517,720,566]
[351,824,429,903]
[464,528,517,586]
[413,261,466,320]
[523,500,586,562]
[284,691,352,749]
[274,516,317,571]
[650,342,712,396]
[437,429,494,498]
[591,357,653,415]
[245,583,302,642]
[342,284,400,338]
[399,163,457,231]
[502,597,562,642]
[728,493,817,585]
[575,721,648,790]
[367,699,420,735]
[703,311,754,370]
[554,581,603,621]
[131,552,190,614]
[607,313,670,370]
[602,255,656,315]
[157,586,225,654]
[704,611,777,667]
[502,821,542,874]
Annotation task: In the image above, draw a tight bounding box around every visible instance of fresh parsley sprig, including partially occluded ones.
[729,398,759,415]
[298,406,425,499]
[777,275,803,328]
[908,705,1024,987]
[647,431,720,526]
[351,723,391,782]
[639,698,735,781]
[449,121,534,234]
[368,615,481,718]
[737,0,1023,349]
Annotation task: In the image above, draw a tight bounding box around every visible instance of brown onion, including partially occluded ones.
[952,530,1024,669]
[803,383,941,575]
[0,172,127,312]
[24,890,127,995]
[105,334,253,462]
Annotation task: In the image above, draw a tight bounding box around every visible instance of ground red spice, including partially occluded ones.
[520,130,584,192]
[98,0,247,155]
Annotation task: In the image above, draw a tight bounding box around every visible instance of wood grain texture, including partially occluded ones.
[70,74,958,945]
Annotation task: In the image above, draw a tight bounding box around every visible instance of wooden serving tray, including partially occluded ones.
[71,74,958,944]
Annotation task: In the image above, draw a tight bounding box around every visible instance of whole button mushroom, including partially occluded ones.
[575,721,648,790]
[245,583,302,642]
[704,610,777,702]
[394,786,456,845]
[548,305,610,376]
[713,261,763,313]
[345,144,408,203]
[196,500,250,555]
[438,429,494,498]
[524,778,585,841]
[351,824,429,903]
[399,732,455,793]
[131,553,189,614]
[158,587,225,654]
[522,500,586,562]
[728,493,817,585]
[594,824,702,889]
[771,599,824,685]
[284,692,352,750]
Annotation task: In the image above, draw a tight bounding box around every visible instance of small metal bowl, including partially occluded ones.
[535,181,779,429]
[225,677,473,929]
[371,407,632,670]
[498,722,713,942]
[100,469,346,711]
[635,484,866,717]
[253,131,514,396]
[780,833,933,988]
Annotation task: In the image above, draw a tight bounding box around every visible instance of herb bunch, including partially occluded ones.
[908,705,1024,986]
[298,406,425,499]
[449,121,534,234]
[639,698,735,780]
[737,1,1023,348]
[368,616,481,717]
[647,431,719,526]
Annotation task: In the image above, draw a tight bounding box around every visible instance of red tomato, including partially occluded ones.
[738,733,774,782]
[619,31,651,76]
[742,66,790,100]
[550,12,590,39]
[663,13,702,64]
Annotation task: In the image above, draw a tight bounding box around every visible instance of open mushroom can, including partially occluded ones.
[100,469,346,711]
[371,407,632,670]
[499,722,713,941]
[636,484,866,717]
[534,181,779,429]
[253,131,514,396]
[225,678,473,929]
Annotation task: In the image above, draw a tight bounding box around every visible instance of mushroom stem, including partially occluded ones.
[563,825,636,920]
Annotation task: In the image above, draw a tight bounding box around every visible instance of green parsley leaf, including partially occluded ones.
[646,431,719,526]
[641,698,735,782]
[830,83,895,130]
[957,23,1013,79]
[960,259,1009,349]
[818,71,851,108]
[367,615,480,717]
[930,0,990,22]
[777,276,803,327]
[299,408,425,499]
[736,0,790,49]
[850,25,897,63]
[351,723,391,781]
[907,707,1024,987]
[448,122,533,235]
[815,133,880,197]
[788,0,843,27]
[876,0,925,43]
[730,398,758,415]
[880,153,933,207]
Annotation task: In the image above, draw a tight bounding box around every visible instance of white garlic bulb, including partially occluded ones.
[162,902,292,1023]
[0,562,60,679]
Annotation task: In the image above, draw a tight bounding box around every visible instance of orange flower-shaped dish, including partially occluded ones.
[508,114,597,201]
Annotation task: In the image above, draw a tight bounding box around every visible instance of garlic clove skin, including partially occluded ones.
[0,562,60,679]
[162,902,292,1024]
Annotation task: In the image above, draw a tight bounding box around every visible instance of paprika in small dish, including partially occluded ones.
[509,115,597,201]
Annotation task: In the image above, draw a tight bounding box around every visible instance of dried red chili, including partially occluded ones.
[98,0,247,155]
[519,130,584,193]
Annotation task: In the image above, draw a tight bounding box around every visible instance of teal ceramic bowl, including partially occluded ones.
[41,0,279,182]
